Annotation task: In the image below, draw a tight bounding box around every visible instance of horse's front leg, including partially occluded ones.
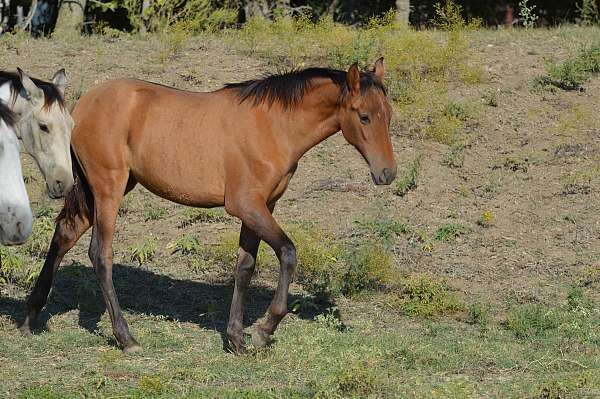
[226,195,296,349]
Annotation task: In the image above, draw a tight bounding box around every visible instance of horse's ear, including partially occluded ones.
[17,68,44,109]
[346,63,361,102]
[52,68,68,97]
[373,57,384,80]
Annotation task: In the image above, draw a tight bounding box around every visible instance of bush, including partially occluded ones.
[395,273,463,317]
[394,155,422,197]
[342,242,395,297]
[542,43,600,90]
[505,304,560,338]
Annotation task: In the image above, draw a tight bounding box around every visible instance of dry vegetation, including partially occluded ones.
[1,9,600,398]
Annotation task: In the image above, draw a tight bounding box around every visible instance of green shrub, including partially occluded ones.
[505,304,560,338]
[130,239,157,266]
[180,208,229,227]
[394,155,422,197]
[167,234,202,255]
[542,43,600,90]
[353,218,409,247]
[143,203,168,221]
[466,302,490,327]
[434,223,466,242]
[342,242,395,297]
[396,273,463,317]
[24,217,54,258]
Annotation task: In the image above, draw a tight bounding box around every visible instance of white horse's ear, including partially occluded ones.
[52,68,67,97]
[17,68,44,109]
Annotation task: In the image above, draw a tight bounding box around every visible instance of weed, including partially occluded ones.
[442,143,465,168]
[143,202,168,221]
[139,374,165,395]
[342,242,396,297]
[477,210,495,228]
[130,239,157,266]
[180,208,228,227]
[167,234,202,255]
[466,302,489,327]
[291,226,345,297]
[481,90,498,107]
[188,257,212,274]
[578,0,599,26]
[34,205,54,218]
[577,264,600,287]
[505,304,560,338]
[567,287,594,313]
[395,273,463,317]
[434,223,466,242]
[333,367,377,398]
[118,195,133,217]
[519,0,539,29]
[314,307,345,331]
[504,157,529,173]
[394,155,422,197]
[24,217,54,258]
[353,218,409,247]
[541,43,600,90]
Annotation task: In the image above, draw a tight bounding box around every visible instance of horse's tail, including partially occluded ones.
[58,148,94,225]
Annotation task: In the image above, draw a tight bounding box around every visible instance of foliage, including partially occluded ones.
[505,304,560,338]
[541,43,600,90]
[394,155,422,197]
[518,0,539,29]
[130,238,157,266]
[578,0,599,26]
[342,242,395,297]
[167,234,203,255]
[395,273,464,317]
[180,208,229,227]
[434,223,466,242]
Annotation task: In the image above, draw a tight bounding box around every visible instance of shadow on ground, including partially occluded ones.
[0,262,336,350]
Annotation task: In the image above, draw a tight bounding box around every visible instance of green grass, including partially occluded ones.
[539,43,600,90]
[394,273,464,317]
[393,155,422,197]
[434,223,466,242]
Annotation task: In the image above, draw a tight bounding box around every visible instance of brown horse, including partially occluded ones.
[22,58,397,354]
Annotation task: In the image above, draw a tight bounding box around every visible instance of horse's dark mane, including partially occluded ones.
[0,71,65,109]
[0,101,16,128]
[223,67,386,110]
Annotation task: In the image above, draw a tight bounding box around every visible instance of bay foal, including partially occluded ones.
[22,59,397,354]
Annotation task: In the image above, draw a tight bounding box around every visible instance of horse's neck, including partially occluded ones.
[285,81,342,160]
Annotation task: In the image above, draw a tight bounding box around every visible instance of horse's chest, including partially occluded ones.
[269,163,298,203]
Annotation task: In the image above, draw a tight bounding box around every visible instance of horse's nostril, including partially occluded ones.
[54,180,64,192]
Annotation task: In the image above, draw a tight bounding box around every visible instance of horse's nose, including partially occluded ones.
[49,180,66,199]
[382,168,396,185]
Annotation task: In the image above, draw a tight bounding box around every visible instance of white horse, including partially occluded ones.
[0,68,74,199]
[0,102,32,245]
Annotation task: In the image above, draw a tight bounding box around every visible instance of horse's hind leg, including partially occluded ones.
[20,189,92,335]
[89,176,140,353]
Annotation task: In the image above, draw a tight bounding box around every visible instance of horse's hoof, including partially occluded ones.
[251,328,272,348]
[123,342,143,354]
[18,324,33,337]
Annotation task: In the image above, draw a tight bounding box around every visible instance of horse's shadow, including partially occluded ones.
[0,262,335,350]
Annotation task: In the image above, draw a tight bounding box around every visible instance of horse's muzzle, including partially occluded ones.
[371,167,397,186]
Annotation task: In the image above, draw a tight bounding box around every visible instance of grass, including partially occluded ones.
[143,202,169,221]
[505,304,560,339]
[179,208,229,227]
[539,42,600,90]
[434,223,466,242]
[393,155,422,197]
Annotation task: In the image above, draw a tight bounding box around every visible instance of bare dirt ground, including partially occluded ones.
[1,27,600,397]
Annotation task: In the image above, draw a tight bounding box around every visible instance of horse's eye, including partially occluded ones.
[359,113,371,125]
[39,124,49,133]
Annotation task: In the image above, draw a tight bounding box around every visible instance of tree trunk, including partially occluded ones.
[395,0,410,25]
[244,0,269,19]
[54,0,86,34]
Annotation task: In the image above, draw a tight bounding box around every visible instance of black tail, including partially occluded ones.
[58,148,94,224]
